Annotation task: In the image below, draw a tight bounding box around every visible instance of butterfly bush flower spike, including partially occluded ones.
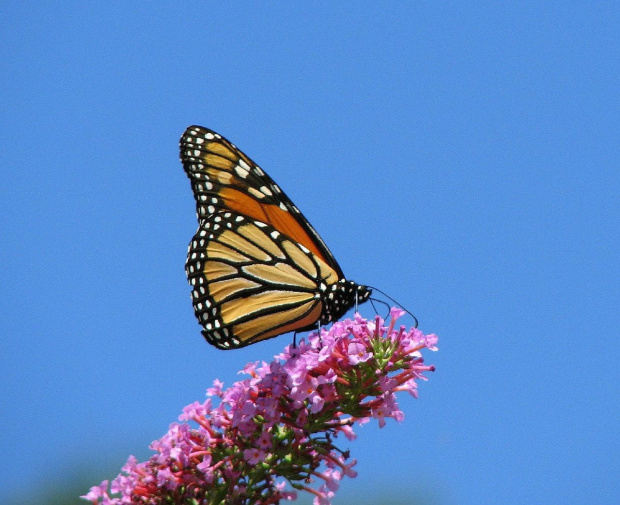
[83,311,437,505]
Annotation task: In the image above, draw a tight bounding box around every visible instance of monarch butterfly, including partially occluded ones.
[180,126,371,349]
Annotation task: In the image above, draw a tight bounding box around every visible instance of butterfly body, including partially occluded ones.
[180,126,370,349]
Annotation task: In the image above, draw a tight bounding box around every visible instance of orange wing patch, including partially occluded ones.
[218,186,328,264]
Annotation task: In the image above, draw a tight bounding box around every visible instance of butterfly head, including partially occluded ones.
[319,280,372,326]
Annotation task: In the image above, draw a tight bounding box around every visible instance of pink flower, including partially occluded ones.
[314,488,336,505]
[378,374,398,392]
[196,453,212,474]
[243,447,266,465]
[206,378,225,397]
[291,376,319,402]
[81,480,108,504]
[155,467,177,490]
[83,309,437,505]
[321,468,342,492]
[339,424,356,441]
[276,480,298,500]
[309,391,325,413]
[255,431,272,451]
[347,342,373,364]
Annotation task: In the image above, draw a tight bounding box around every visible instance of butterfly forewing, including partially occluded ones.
[180,126,343,277]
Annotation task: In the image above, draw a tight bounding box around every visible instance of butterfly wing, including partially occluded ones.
[180,125,344,278]
[180,126,370,349]
[185,210,342,349]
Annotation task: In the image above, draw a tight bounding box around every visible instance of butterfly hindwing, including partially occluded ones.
[186,211,342,349]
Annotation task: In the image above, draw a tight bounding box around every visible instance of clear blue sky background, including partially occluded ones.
[2,3,618,504]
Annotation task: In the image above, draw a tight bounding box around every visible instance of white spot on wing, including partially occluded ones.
[235,164,250,178]
[248,187,265,199]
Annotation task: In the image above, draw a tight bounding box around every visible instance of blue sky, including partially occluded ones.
[2,2,618,504]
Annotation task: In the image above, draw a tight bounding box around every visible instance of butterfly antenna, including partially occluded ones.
[367,285,419,328]
[369,297,390,320]
[369,297,378,314]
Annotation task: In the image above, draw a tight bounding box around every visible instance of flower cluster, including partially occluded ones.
[83,309,437,505]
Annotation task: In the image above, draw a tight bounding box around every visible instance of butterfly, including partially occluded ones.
[180,126,371,349]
